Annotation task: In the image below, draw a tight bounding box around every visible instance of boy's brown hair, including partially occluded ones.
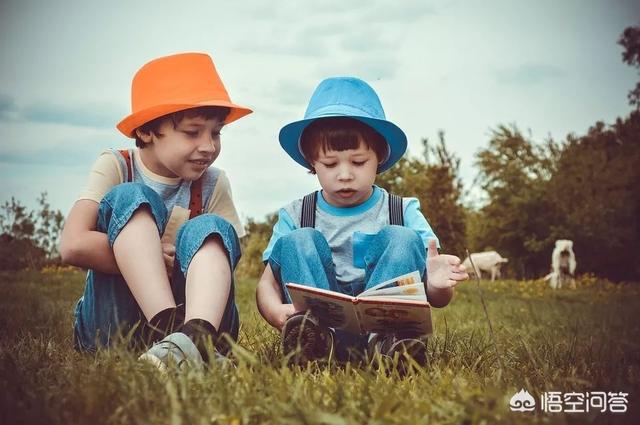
[300,117,389,173]
[134,106,230,148]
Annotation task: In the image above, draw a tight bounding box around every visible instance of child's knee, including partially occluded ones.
[377,225,422,247]
[366,226,425,265]
[280,228,328,251]
[105,182,163,206]
[199,234,226,255]
[177,214,238,249]
[100,183,167,228]
[98,183,168,243]
[175,214,240,273]
[269,228,332,271]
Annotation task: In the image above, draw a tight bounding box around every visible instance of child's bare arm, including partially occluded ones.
[59,200,120,274]
[256,264,296,330]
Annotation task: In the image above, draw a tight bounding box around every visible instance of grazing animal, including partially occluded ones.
[462,251,509,282]
[544,239,576,289]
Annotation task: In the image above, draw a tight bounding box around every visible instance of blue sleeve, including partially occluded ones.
[262,208,297,262]
[403,198,439,251]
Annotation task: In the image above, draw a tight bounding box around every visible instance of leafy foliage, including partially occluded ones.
[545,113,640,281]
[469,115,640,281]
[236,213,278,279]
[0,192,64,271]
[619,25,640,109]
[471,125,560,278]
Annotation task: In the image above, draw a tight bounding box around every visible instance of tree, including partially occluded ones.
[546,113,640,281]
[376,131,467,257]
[235,213,278,279]
[0,192,64,270]
[33,192,65,261]
[471,125,559,278]
[619,25,640,109]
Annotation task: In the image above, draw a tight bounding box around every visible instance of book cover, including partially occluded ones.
[286,271,433,335]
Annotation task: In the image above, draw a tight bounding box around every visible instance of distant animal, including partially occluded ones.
[462,251,509,282]
[544,239,576,289]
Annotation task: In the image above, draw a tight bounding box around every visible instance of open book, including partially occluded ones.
[286,271,432,335]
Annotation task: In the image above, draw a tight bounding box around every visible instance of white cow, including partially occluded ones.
[544,239,576,289]
[462,251,509,282]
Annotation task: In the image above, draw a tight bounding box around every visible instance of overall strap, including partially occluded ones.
[301,191,403,227]
[300,192,318,228]
[388,193,404,226]
[118,149,133,182]
[118,149,204,219]
[189,178,203,219]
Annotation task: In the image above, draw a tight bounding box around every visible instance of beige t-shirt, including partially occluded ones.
[78,149,246,244]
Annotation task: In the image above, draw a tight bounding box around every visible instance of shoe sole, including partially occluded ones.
[138,352,168,373]
[282,314,333,363]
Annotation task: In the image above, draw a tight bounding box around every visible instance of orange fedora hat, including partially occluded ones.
[117,52,252,138]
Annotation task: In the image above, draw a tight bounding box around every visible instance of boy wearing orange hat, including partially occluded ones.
[60,53,252,369]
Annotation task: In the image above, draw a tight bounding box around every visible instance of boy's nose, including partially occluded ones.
[337,165,354,181]
[198,134,217,153]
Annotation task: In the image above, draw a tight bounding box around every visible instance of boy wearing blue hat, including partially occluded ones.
[256,77,469,365]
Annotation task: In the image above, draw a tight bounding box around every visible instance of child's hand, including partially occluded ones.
[426,239,469,289]
[161,243,176,277]
[275,304,297,330]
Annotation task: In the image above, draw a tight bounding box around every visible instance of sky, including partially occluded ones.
[0,0,638,225]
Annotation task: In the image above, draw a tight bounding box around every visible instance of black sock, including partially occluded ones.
[180,318,219,362]
[144,306,184,345]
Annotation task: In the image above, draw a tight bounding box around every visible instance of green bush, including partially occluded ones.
[0,193,64,271]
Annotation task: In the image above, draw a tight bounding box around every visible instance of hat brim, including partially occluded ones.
[117,100,252,138]
[279,114,407,173]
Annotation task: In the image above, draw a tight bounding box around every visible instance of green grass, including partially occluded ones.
[1,269,639,424]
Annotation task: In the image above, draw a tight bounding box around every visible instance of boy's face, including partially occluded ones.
[137,115,223,181]
[312,140,379,207]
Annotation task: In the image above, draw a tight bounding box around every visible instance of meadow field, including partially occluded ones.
[0,268,638,424]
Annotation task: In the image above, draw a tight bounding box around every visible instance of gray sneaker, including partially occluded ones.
[138,332,204,372]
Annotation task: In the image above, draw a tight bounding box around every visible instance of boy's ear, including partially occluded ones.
[306,159,317,175]
[135,128,153,145]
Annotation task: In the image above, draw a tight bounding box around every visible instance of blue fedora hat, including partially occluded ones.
[279,77,407,173]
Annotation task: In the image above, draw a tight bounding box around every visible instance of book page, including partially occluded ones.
[361,294,426,302]
[286,283,362,333]
[355,298,432,335]
[360,271,423,297]
[364,282,426,299]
